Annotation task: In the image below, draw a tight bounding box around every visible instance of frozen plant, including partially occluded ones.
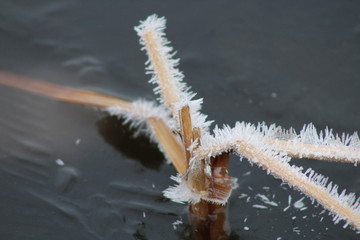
[0,14,359,235]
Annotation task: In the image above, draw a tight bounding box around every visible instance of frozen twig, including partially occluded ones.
[236,141,360,230]
[268,139,360,164]
[192,122,360,165]
[135,15,183,112]
[135,14,212,132]
[190,122,360,229]
[260,123,360,164]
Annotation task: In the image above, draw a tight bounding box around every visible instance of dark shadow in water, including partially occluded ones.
[176,213,241,240]
[96,116,165,170]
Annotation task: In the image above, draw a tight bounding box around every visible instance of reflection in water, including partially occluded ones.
[187,153,239,240]
[97,116,165,170]
[189,201,230,240]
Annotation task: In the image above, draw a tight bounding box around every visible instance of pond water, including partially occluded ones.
[0,1,360,239]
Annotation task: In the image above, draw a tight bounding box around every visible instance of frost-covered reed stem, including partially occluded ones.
[135,15,212,133]
[268,140,360,164]
[193,122,360,165]
[135,15,182,114]
[237,141,360,230]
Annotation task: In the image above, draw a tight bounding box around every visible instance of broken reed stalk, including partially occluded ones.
[180,105,193,167]
[178,106,231,239]
[237,140,360,230]
[178,104,206,194]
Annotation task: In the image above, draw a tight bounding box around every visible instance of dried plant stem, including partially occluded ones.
[147,117,186,174]
[143,31,180,112]
[237,140,360,230]
[0,71,131,109]
[268,139,360,164]
[178,104,208,193]
[180,105,193,166]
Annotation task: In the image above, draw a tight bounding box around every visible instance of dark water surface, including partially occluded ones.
[0,1,360,239]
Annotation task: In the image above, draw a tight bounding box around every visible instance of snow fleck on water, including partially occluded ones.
[256,194,270,202]
[294,197,305,209]
[284,195,292,211]
[293,227,301,235]
[283,205,290,212]
[244,226,249,231]
[266,201,279,207]
[142,212,146,218]
[300,207,308,211]
[248,186,253,191]
[242,171,251,176]
[152,183,155,189]
[252,204,268,209]
[172,219,183,230]
[271,92,278,98]
[292,216,297,220]
[255,194,279,207]
[244,217,248,223]
[75,138,81,145]
[55,159,64,166]
[238,193,248,199]
[276,237,282,240]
